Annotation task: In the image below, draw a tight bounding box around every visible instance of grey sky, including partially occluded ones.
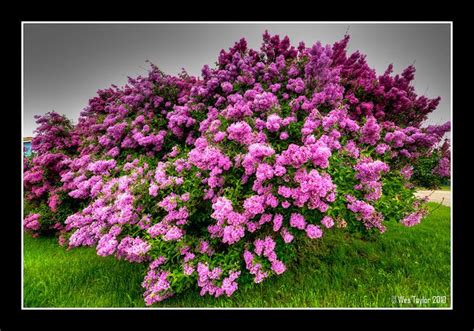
[23,23,451,137]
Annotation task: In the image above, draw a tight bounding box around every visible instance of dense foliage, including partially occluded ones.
[24,32,450,305]
[412,139,450,189]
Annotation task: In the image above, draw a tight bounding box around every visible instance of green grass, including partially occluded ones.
[439,185,451,191]
[24,202,451,308]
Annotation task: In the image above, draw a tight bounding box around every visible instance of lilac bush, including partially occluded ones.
[24,32,450,305]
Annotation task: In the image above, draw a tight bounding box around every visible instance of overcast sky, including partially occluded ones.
[23,23,451,137]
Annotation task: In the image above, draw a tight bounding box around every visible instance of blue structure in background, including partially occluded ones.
[23,138,32,157]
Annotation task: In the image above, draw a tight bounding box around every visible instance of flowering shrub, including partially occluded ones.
[23,32,450,305]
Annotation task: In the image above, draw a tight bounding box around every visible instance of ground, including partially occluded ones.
[23,202,451,308]
[415,190,451,207]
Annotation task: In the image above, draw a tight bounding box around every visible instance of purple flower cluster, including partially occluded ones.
[360,116,381,146]
[279,168,336,211]
[97,231,119,256]
[286,78,305,94]
[24,213,41,232]
[289,213,306,229]
[208,197,247,245]
[354,158,389,201]
[400,165,414,180]
[227,121,254,144]
[433,140,451,178]
[265,114,283,132]
[306,224,323,239]
[401,210,427,227]
[116,236,151,263]
[197,263,241,297]
[434,157,450,178]
[321,216,334,229]
[244,236,286,283]
[142,264,172,305]
[87,159,117,175]
[346,195,386,233]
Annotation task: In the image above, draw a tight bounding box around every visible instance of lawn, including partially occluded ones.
[23,202,451,308]
[439,185,451,191]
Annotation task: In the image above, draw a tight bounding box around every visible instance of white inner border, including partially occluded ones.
[21,21,453,310]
